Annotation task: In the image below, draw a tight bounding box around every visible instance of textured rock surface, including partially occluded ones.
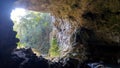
[0,0,120,68]
[15,0,120,63]
[14,0,50,12]
[5,48,120,68]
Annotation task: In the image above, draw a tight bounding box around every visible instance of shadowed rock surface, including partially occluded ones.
[0,0,19,67]
[7,48,120,68]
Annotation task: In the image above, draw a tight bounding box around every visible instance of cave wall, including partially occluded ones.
[0,0,19,67]
[15,0,120,63]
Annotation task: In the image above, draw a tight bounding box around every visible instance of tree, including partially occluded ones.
[13,10,52,55]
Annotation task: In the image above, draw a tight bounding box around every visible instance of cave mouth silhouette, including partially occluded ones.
[10,8,53,57]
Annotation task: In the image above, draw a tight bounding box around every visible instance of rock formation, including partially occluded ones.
[0,0,19,67]
[0,0,120,68]
[15,0,120,63]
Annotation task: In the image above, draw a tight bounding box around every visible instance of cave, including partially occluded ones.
[0,0,120,68]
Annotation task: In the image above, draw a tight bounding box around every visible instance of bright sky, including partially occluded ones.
[10,8,26,22]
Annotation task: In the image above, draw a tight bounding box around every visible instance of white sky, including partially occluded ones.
[11,8,26,22]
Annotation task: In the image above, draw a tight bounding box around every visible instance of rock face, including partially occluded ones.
[15,0,120,63]
[5,48,120,68]
[0,0,120,68]
[10,48,81,68]
[14,0,50,12]
[0,0,19,67]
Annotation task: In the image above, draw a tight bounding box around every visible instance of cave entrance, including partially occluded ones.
[10,8,53,57]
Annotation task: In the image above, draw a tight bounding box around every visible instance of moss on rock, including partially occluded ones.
[49,37,60,58]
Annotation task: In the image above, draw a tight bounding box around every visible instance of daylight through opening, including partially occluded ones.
[10,8,58,58]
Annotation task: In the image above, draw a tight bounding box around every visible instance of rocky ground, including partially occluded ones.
[0,48,118,68]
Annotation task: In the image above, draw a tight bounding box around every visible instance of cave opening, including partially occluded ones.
[5,0,119,67]
[10,8,60,59]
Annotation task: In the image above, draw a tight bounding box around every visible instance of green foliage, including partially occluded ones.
[12,10,52,54]
[17,42,25,48]
[49,37,60,57]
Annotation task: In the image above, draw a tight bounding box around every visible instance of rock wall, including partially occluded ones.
[49,0,120,63]
[15,0,120,63]
[0,0,19,67]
